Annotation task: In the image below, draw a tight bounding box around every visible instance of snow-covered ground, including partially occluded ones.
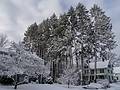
[0,83,120,90]
[0,84,75,90]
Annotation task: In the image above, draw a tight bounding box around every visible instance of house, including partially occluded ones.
[83,60,114,83]
[113,67,120,82]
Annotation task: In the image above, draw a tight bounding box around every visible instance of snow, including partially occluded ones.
[0,43,49,77]
[1,83,120,90]
[58,66,81,85]
[97,79,110,88]
[113,67,120,74]
[0,84,78,90]
[89,60,110,69]
[83,83,104,89]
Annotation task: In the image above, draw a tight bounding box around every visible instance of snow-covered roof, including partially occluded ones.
[89,60,110,69]
[113,67,120,74]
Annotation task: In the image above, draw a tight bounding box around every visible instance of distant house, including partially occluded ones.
[113,67,120,82]
[83,60,114,83]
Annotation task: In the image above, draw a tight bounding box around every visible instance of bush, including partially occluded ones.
[0,76,14,85]
[46,77,53,84]
[29,77,37,83]
[97,79,110,88]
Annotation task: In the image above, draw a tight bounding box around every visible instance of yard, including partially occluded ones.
[0,82,120,90]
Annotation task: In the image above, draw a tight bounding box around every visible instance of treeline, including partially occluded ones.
[23,3,116,83]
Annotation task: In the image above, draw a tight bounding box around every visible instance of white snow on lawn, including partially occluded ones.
[0,84,80,90]
[1,83,120,90]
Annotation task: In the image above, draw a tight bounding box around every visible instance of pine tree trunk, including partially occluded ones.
[65,56,67,69]
[94,48,97,83]
[52,60,56,82]
[80,43,84,85]
[76,55,79,69]
[69,46,73,68]
[75,41,79,69]
[88,62,91,83]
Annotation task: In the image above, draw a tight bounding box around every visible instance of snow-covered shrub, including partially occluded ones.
[97,79,110,88]
[0,42,50,84]
[57,66,81,85]
[45,77,53,84]
[9,42,50,77]
[0,76,14,85]
[29,76,37,83]
[83,83,104,89]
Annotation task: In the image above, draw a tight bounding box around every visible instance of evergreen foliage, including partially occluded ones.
[23,3,116,84]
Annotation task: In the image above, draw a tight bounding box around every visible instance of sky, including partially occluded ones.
[0,0,120,54]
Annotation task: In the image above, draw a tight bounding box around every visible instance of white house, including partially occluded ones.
[113,67,120,82]
[83,60,114,83]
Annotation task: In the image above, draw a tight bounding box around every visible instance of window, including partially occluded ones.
[84,70,89,74]
[90,76,94,81]
[91,70,94,74]
[111,70,113,73]
[100,69,104,73]
[84,65,88,68]
[112,76,114,80]
[99,75,104,79]
[117,77,118,80]
[108,70,112,73]
[108,64,112,68]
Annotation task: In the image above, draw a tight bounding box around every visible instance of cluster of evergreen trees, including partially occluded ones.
[23,3,116,84]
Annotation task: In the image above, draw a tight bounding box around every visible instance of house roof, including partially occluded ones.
[89,60,110,69]
[113,67,120,74]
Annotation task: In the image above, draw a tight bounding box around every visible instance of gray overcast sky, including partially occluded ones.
[0,0,120,54]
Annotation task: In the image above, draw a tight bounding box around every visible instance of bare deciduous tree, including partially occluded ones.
[0,34,9,47]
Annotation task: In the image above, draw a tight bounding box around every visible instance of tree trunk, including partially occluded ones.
[76,55,79,69]
[80,43,84,85]
[14,74,18,89]
[52,61,56,82]
[69,46,73,68]
[75,41,79,69]
[94,48,97,83]
[14,84,17,89]
[88,61,91,84]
